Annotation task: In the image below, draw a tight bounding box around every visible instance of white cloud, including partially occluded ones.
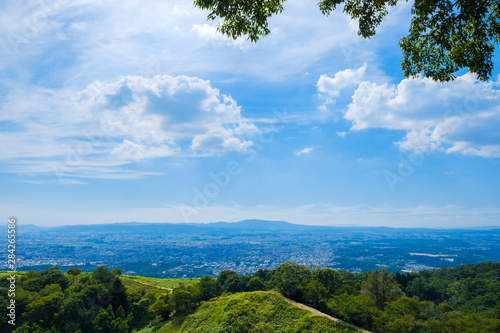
[18,179,87,185]
[0,74,259,179]
[315,62,390,119]
[110,140,173,160]
[295,147,313,156]
[80,74,255,150]
[0,0,377,87]
[317,63,367,97]
[337,131,347,138]
[337,73,500,157]
[191,128,253,152]
[191,23,250,50]
[191,23,220,39]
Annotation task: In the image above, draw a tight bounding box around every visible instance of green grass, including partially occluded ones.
[120,276,199,296]
[0,270,28,274]
[156,291,358,333]
[135,321,169,333]
[121,277,164,295]
[122,275,199,289]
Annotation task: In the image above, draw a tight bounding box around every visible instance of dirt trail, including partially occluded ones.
[134,280,172,291]
[269,292,372,333]
[128,283,369,332]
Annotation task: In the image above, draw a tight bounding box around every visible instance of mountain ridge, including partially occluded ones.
[14,219,500,233]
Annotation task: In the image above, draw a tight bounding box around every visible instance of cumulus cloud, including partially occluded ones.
[317,63,367,97]
[0,74,258,179]
[316,63,372,115]
[80,74,255,152]
[319,71,500,158]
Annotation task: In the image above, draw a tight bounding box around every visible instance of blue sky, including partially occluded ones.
[1,0,500,228]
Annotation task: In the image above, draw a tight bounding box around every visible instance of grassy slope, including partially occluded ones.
[122,275,199,289]
[156,291,358,333]
[120,275,198,295]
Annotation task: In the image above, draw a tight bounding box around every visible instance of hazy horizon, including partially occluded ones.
[9,219,500,230]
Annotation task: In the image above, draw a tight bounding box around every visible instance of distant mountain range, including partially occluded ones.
[14,219,500,234]
[19,220,322,234]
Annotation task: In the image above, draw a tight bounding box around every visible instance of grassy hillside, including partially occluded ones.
[3,262,498,332]
[121,275,199,294]
[155,291,358,333]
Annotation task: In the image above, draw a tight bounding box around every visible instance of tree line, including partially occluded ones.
[1,261,499,332]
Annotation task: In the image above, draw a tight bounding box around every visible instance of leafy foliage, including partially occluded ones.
[361,268,402,310]
[319,0,398,38]
[2,261,499,332]
[400,0,500,81]
[194,0,500,81]
[272,261,311,298]
[67,268,81,284]
[198,276,221,301]
[194,0,286,42]
[327,293,377,329]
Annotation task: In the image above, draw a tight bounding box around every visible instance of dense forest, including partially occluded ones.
[1,261,499,332]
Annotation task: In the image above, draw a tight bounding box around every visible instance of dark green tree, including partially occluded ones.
[198,276,222,301]
[312,268,342,296]
[217,270,234,285]
[218,271,241,293]
[246,276,265,292]
[67,267,82,284]
[116,305,126,319]
[92,266,115,285]
[13,323,60,333]
[362,268,402,310]
[272,261,311,299]
[129,298,152,327]
[254,269,274,282]
[327,293,377,330]
[24,267,68,292]
[150,297,171,320]
[84,284,112,308]
[377,296,437,332]
[110,317,129,333]
[194,0,500,81]
[187,284,201,306]
[300,280,328,309]
[169,289,195,314]
[235,275,252,292]
[0,297,9,327]
[93,308,113,333]
[110,277,129,312]
[25,292,63,324]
